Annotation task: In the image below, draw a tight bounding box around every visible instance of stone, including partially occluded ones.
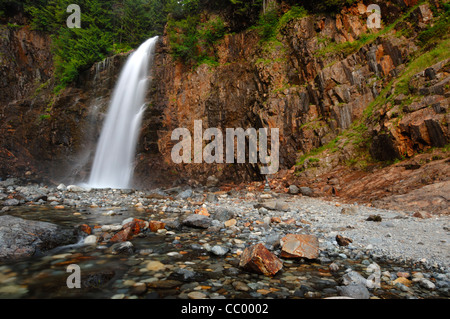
[182,214,212,229]
[187,291,207,299]
[67,185,89,192]
[329,262,340,272]
[212,208,235,222]
[84,235,98,245]
[206,175,219,187]
[299,187,313,197]
[177,188,193,199]
[393,277,412,287]
[3,199,20,206]
[232,281,250,292]
[337,284,370,299]
[108,241,134,255]
[239,243,283,276]
[149,221,166,232]
[224,219,237,227]
[342,271,368,286]
[288,185,300,195]
[123,218,148,235]
[280,234,320,259]
[110,227,133,243]
[0,215,79,261]
[131,283,147,296]
[57,183,67,191]
[413,211,432,219]
[211,245,229,256]
[80,224,92,235]
[420,279,436,290]
[336,235,353,246]
[146,261,166,271]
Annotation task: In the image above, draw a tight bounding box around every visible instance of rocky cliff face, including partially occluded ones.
[0,1,448,213]
[135,0,448,190]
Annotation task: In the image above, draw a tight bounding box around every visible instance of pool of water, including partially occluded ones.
[0,206,447,299]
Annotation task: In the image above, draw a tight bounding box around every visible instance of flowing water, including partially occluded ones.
[0,205,447,300]
[87,37,158,189]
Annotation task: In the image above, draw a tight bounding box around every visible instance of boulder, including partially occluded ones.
[239,243,283,276]
[336,284,370,299]
[182,214,212,229]
[0,215,79,261]
[280,234,320,259]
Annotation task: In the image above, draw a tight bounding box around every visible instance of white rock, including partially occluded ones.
[57,184,67,191]
[84,235,98,245]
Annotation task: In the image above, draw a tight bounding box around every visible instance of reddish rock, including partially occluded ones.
[149,221,166,232]
[336,235,353,247]
[413,211,432,219]
[110,227,133,243]
[80,224,92,235]
[123,219,148,235]
[280,234,319,259]
[239,243,283,276]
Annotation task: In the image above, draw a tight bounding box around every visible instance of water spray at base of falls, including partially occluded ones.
[87,36,158,189]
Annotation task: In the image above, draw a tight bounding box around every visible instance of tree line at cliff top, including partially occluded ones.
[0,0,356,91]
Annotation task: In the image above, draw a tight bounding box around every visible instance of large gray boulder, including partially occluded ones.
[0,215,79,261]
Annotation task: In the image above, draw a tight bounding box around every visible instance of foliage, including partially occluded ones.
[167,14,226,67]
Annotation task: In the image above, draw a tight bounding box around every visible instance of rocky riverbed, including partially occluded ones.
[0,177,449,299]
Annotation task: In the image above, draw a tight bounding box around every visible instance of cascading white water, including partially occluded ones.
[87,36,158,189]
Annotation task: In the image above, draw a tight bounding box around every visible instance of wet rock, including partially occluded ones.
[3,199,20,206]
[188,291,207,299]
[146,261,166,271]
[82,270,115,289]
[108,241,134,255]
[239,243,283,276]
[0,215,79,261]
[182,214,212,229]
[110,227,133,243]
[232,281,250,292]
[280,234,320,259]
[336,284,370,299]
[84,235,98,245]
[149,221,166,232]
[123,218,148,235]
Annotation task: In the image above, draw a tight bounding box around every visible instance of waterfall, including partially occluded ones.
[87,36,158,189]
